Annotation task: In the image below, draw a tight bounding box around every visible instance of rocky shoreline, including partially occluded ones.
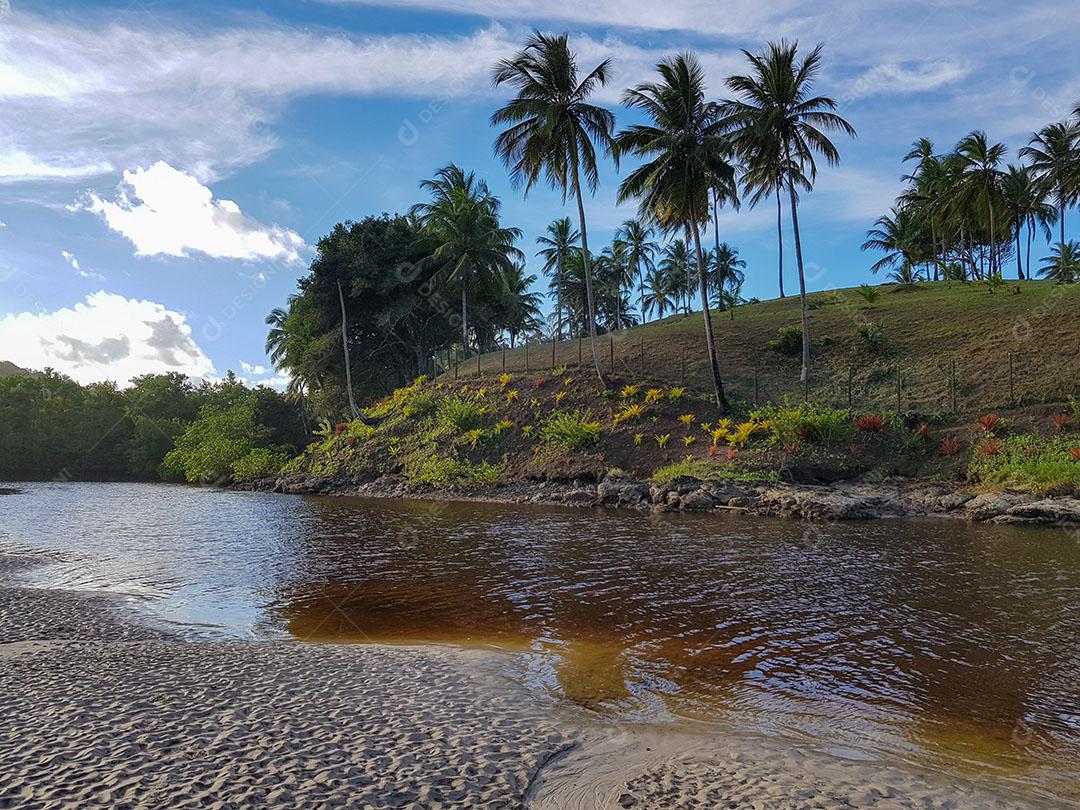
[240,473,1080,529]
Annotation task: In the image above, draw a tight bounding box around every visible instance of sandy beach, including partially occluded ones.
[0,550,1055,809]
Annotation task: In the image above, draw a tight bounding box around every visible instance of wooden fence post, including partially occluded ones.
[525,341,530,373]
[476,349,481,377]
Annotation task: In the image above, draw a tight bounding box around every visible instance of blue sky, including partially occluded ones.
[1,0,1078,387]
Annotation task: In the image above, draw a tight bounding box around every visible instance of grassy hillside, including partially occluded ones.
[461,281,1080,415]
[0,361,29,378]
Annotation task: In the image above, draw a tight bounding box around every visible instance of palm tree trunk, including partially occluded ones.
[689,208,729,414]
[337,280,361,420]
[775,185,785,298]
[555,264,563,342]
[1026,222,1033,278]
[460,284,469,360]
[986,177,998,278]
[572,166,604,379]
[786,180,811,387]
[1059,194,1066,250]
[1015,224,1024,279]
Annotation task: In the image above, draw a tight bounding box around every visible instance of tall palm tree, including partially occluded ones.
[1038,240,1080,284]
[709,242,746,307]
[722,41,855,387]
[615,218,658,321]
[1020,122,1080,252]
[1001,164,1056,280]
[641,267,677,321]
[491,32,616,379]
[497,264,545,347]
[410,164,523,357]
[601,239,633,329]
[616,53,736,411]
[954,131,1007,278]
[901,138,946,280]
[535,217,580,341]
[659,239,693,315]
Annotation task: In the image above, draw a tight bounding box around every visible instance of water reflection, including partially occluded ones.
[2,483,1078,799]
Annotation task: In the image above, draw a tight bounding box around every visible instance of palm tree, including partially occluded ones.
[862,206,923,281]
[1020,122,1080,252]
[410,164,523,357]
[641,267,677,321]
[491,32,616,379]
[616,53,736,411]
[601,239,633,329]
[722,41,855,387]
[709,243,746,307]
[1001,164,1056,280]
[535,217,579,341]
[497,264,545,347]
[615,219,658,321]
[1038,240,1080,284]
[954,131,1007,278]
[902,138,945,280]
[659,239,693,315]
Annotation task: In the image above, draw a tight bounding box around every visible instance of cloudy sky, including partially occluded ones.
[1,0,1077,386]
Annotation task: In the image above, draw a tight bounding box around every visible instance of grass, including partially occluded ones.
[457,281,1080,414]
[651,458,780,484]
[967,433,1080,494]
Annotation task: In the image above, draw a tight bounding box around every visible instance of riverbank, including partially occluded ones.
[247,471,1080,528]
[0,548,1059,808]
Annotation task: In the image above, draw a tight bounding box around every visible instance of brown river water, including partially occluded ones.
[2,482,1078,801]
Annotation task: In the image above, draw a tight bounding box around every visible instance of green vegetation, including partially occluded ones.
[540,411,601,450]
[405,455,504,487]
[651,458,779,484]
[968,434,1080,494]
[757,401,854,446]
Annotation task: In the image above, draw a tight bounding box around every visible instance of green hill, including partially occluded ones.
[0,361,30,378]
[463,280,1080,415]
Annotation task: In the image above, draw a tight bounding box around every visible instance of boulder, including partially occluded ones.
[678,489,716,511]
[1004,498,1080,526]
[964,492,1038,522]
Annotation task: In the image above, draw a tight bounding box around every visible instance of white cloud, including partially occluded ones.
[845,60,971,100]
[0,291,215,385]
[61,249,105,280]
[77,161,308,263]
[60,250,79,271]
[240,361,266,376]
[0,149,111,183]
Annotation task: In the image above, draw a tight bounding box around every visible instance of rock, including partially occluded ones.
[559,489,597,506]
[649,484,669,504]
[597,480,649,506]
[964,492,1038,522]
[1005,498,1080,526]
[699,481,753,505]
[678,489,716,511]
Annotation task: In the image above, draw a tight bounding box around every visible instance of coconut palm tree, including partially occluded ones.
[659,239,694,315]
[862,206,923,281]
[491,32,616,379]
[641,267,677,321]
[708,243,746,307]
[954,131,1008,278]
[1038,240,1080,284]
[496,264,545,347]
[615,219,658,321]
[722,41,856,388]
[1020,122,1080,252]
[535,217,580,341]
[410,164,523,357]
[601,239,633,329]
[1001,164,1056,280]
[615,53,736,411]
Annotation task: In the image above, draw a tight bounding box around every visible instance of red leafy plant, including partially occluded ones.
[531,377,546,390]
[345,437,358,447]
[939,436,962,457]
[1071,447,1080,461]
[784,442,801,456]
[977,413,1000,433]
[848,442,864,457]
[915,423,933,439]
[334,421,349,435]
[707,443,719,457]
[725,448,738,461]
[854,414,884,433]
[978,438,1002,456]
[1050,413,1071,431]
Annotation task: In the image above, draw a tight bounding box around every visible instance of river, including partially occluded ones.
[2,481,1078,802]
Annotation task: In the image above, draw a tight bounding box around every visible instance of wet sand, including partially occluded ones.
[0,551,1051,808]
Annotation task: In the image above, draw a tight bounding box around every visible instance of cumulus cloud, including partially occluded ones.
[77,162,307,263]
[0,291,214,385]
[845,60,970,100]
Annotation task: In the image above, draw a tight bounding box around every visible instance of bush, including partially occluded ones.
[758,401,853,446]
[967,434,1080,493]
[435,395,489,433]
[854,322,886,355]
[406,454,503,486]
[231,447,290,481]
[767,326,803,356]
[540,410,601,449]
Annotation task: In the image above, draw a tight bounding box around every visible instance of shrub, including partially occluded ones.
[854,322,886,355]
[758,402,852,446]
[619,384,640,399]
[645,388,664,403]
[683,435,696,447]
[1050,413,1070,430]
[506,389,520,402]
[498,373,512,387]
[614,403,646,425]
[667,386,686,401]
[767,326,803,356]
[978,438,1002,456]
[540,411,600,449]
[855,284,880,305]
[977,413,1000,433]
[915,423,933,439]
[968,434,1080,492]
[407,455,503,486]
[854,414,885,433]
[677,413,695,425]
[633,433,644,446]
[728,421,764,448]
[939,436,962,457]
[655,433,670,448]
[436,395,489,433]
[230,447,290,481]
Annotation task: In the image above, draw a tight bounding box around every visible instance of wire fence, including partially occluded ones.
[431,332,1080,417]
